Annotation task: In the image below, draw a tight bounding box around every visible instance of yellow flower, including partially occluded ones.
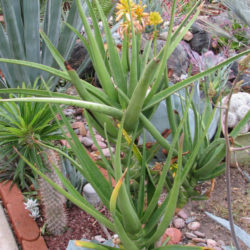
[116,0,136,22]
[149,11,163,26]
[134,2,148,20]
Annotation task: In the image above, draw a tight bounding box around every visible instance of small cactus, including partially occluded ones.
[223,92,250,133]
[39,149,67,235]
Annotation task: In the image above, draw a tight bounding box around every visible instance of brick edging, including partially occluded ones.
[0,181,48,250]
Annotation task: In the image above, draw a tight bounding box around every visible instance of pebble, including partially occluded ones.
[217,240,225,246]
[192,237,206,243]
[74,128,80,135]
[81,137,94,147]
[187,221,201,231]
[76,115,82,121]
[173,218,185,229]
[161,228,182,245]
[95,134,104,141]
[177,209,189,219]
[185,232,196,239]
[213,247,222,250]
[91,141,107,151]
[63,108,74,116]
[207,239,217,248]
[83,183,101,206]
[94,235,106,243]
[196,243,207,247]
[194,231,205,238]
[102,148,115,158]
[184,31,194,41]
[185,216,196,224]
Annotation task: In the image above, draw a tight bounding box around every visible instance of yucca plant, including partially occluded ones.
[0,0,250,248]
[0,85,62,190]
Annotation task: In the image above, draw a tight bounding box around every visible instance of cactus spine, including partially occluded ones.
[39,149,67,235]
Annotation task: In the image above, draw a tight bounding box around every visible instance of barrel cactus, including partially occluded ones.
[39,149,68,235]
[223,92,250,133]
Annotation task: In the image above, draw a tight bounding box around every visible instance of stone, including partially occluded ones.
[190,23,211,54]
[95,134,104,141]
[193,231,205,238]
[185,232,196,239]
[192,237,206,243]
[177,209,189,219]
[81,137,94,147]
[102,148,115,158]
[91,141,107,151]
[217,240,225,246]
[156,40,189,78]
[63,108,74,116]
[161,228,182,245]
[187,221,201,231]
[207,239,217,248]
[83,184,101,206]
[94,235,106,243]
[184,31,194,41]
[196,243,207,247]
[173,218,185,229]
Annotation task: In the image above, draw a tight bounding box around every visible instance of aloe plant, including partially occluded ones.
[0,0,250,248]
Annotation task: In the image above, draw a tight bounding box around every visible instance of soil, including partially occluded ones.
[36,166,249,250]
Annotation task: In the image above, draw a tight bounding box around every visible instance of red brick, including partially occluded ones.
[7,203,40,242]
[22,236,48,250]
[0,181,23,207]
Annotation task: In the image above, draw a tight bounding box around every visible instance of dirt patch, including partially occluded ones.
[185,166,250,248]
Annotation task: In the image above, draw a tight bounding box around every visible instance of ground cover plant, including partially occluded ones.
[0,0,249,249]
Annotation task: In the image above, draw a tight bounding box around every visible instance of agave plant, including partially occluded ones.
[0,0,84,89]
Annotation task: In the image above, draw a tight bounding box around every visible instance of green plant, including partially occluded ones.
[0,86,62,190]
[39,148,68,235]
[0,0,250,248]
[0,0,84,89]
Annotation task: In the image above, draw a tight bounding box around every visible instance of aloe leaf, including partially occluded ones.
[15,148,114,231]
[40,30,66,71]
[94,0,127,93]
[75,0,117,102]
[156,245,204,249]
[230,111,250,138]
[0,97,123,118]
[144,49,250,111]
[145,134,184,246]
[22,0,40,83]
[205,211,250,248]
[74,240,115,250]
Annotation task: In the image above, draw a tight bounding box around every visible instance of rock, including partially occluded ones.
[185,232,196,239]
[81,137,94,147]
[185,216,197,224]
[193,231,205,238]
[91,141,107,151]
[187,221,201,231]
[177,209,189,219]
[76,115,82,121]
[206,239,217,248]
[74,129,80,135]
[213,247,222,250]
[192,237,206,243]
[173,218,185,229]
[161,228,182,245]
[95,134,104,142]
[184,31,193,41]
[217,240,225,247]
[63,108,74,116]
[102,148,115,158]
[94,235,106,243]
[196,243,207,247]
[190,23,211,54]
[83,183,101,206]
[156,40,189,78]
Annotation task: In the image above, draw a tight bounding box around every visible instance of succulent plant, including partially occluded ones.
[223,92,250,133]
[39,149,67,236]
